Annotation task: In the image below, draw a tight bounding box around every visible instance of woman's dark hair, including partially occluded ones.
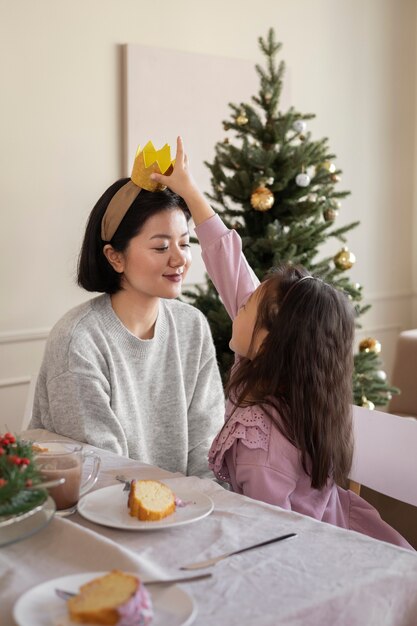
[77,178,190,294]
[226,264,355,490]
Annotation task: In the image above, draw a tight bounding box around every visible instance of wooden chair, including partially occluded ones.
[349,405,417,507]
[388,329,417,418]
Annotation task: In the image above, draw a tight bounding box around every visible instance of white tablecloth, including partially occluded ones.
[1,429,417,626]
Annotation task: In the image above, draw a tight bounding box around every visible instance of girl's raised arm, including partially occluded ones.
[152,137,259,319]
[151,136,214,226]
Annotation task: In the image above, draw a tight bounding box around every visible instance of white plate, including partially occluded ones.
[13,571,197,626]
[77,483,214,530]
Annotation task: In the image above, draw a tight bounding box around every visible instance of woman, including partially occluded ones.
[30,169,224,478]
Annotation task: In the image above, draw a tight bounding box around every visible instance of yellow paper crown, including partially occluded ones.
[131,141,175,192]
[101,140,175,241]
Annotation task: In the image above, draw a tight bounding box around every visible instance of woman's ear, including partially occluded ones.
[103,244,124,273]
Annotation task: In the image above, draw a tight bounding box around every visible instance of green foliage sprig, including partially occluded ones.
[0,433,47,517]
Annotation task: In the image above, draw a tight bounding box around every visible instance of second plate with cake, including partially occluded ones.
[77,481,214,530]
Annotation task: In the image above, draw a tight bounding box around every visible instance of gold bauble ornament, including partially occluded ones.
[359,337,382,354]
[319,160,336,173]
[236,114,249,126]
[361,396,375,410]
[316,160,336,174]
[331,174,341,183]
[333,247,356,270]
[250,187,274,211]
[323,207,338,222]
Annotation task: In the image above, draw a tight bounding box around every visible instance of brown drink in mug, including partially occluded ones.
[33,441,101,513]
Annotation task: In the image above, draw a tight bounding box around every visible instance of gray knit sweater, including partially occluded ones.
[30,294,224,478]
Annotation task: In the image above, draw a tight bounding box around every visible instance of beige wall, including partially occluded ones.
[1,0,416,431]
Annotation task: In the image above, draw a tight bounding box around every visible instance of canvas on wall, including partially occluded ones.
[123,43,289,284]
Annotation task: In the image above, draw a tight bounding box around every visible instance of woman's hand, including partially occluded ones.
[152,136,215,226]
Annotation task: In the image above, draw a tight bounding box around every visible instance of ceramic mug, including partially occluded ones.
[33,441,101,513]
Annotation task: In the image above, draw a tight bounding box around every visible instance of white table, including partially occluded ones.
[1,429,417,626]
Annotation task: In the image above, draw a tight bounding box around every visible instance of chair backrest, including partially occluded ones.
[20,376,38,432]
[388,329,417,417]
[349,405,417,507]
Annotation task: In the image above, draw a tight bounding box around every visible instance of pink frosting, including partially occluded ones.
[116,582,153,626]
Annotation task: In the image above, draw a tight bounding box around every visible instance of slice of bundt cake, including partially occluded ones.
[128,479,176,521]
[67,570,153,625]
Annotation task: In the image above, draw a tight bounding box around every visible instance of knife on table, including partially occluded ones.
[180,532,297,570]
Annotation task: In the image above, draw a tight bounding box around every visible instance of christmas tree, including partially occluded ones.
[185,29,398,409]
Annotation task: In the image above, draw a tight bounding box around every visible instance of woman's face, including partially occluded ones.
[110,208,192,300]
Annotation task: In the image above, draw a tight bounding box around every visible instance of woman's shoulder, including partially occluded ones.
[39,295,108,377]
[47,295,107,346]
[163,298,212,332]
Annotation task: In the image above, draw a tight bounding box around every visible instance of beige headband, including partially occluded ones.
[101,141,175,241]
[100,180,142,242]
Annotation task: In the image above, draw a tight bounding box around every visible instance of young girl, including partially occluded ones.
[152,136,413,549]
[30,163,225,478]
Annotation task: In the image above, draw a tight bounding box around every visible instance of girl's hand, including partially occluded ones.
[152,136,215,226]
[151,136,199,202]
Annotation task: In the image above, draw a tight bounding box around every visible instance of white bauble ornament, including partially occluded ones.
[295,173,311,187]
[293,120,307,134]
[376,370,387,382]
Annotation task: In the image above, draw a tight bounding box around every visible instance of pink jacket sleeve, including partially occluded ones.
[233,440,297,509]
[194,215,260,320]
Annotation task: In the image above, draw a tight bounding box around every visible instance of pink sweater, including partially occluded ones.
[196,215,413,550]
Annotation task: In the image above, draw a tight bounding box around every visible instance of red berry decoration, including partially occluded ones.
[0,431,46,517]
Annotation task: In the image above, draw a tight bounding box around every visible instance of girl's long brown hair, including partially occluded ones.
[226,265,355,490]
